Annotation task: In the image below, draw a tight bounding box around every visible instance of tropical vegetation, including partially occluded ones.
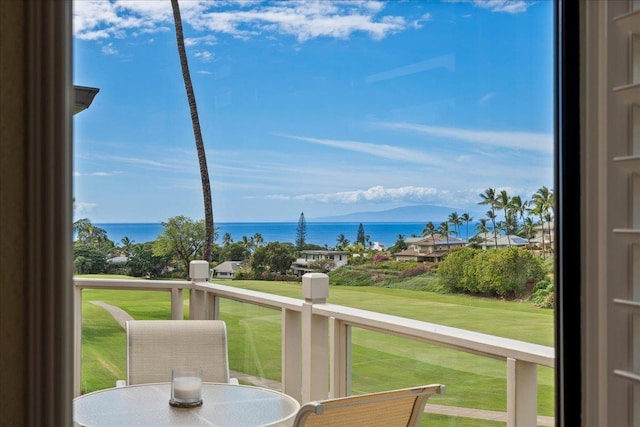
[73,185,554,305]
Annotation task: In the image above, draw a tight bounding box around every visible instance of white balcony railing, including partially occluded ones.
[74,261,555,427]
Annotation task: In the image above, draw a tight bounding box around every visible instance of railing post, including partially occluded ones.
[170,288,184,320]
[329,318,351,398]
[74,285,83,396]
[206,293,219,320]
[301,273,329,403]
[189,261,209,320]
[282,308,302,403]
[506,357,538,427]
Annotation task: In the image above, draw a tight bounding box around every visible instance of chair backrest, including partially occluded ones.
[126,320,230,385]
[293,384,445,427]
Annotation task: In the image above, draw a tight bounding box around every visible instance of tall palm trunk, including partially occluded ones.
[171,0,213,263]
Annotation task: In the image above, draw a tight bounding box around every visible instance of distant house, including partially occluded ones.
[394,247,433,262]
[394,236,466,262]
[530,223,554,247]
[372,241,386,251]
[211,261,244,279]
[291,250,349,276]
[404,236,424,248]
[473,234,529,250]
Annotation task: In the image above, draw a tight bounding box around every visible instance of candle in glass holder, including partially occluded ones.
[170,368,202,407]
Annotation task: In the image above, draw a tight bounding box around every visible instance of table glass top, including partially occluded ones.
[74,383,300,427]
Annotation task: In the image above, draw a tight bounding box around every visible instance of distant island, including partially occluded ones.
[308,204,484,223]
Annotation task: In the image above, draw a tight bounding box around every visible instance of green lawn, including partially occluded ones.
[79,276,554,425]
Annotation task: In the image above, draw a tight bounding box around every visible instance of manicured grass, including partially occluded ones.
[79,276,554,421]
[421,414,505,426]
[81,298,127,393]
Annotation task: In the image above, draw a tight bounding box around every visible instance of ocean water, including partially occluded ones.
[92,222,466,248]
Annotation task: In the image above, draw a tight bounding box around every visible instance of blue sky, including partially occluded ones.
[72,0,553,223]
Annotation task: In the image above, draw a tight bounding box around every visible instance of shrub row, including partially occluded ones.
[437,247,545,297]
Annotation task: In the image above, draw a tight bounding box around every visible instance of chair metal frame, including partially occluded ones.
[293,384,446,427]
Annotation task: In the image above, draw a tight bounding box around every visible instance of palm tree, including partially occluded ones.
[241,235,254,253]
[476,218,489,246]
[438,222,454,252]
[460,213,473,241]
[495,189,512,247]
[479,188,497,212]
[253,233,264,247]
[448,212,462,237]
[529,203,546,257]
[336,233,350,250]
[391,234,407,253]
[422,221,437,246]
[479,188,499,247]
[486,210,499,249]
[520,216,537,251]
[120,236,134,257]
[222,233,233,247]
[532,186,554,258]
[510,195,529,229]
[171,0,214,263]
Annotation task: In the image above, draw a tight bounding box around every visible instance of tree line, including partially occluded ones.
[73,186,554,278]
[72,214,374,279]
[386,186,554,256]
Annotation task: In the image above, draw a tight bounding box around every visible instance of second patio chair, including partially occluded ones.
[124,319,237,386]
[293,384,445,427]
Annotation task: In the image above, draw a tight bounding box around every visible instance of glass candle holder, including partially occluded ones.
[169,367,203,408]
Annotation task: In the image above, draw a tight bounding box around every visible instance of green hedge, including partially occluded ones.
[437,248,545,297]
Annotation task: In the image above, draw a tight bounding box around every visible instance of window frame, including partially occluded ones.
[13,0,586,425]
[554,1,582,426]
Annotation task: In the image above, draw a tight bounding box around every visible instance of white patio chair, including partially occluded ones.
[118,320,238,386]
[293,384,445,427]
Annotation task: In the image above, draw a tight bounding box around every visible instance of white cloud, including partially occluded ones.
[185,35,217,47]
[445,0,532,14]
[263,185,502,209]
[378,122,553,153]
[365,54,455,83]
[73,0,170,40]
[195,51,214,62]
[275,133,440,165]
[91,171,122,176]
[473,0,532,14]
[477,92,495,104]
[74,202,97,214]
[103,155,194,172]
[73,0,409,43]
[410,12,432,29]
[101,42,119,55]
[266,185,439,204]
[73,171,122,177]
[444,0,532,14]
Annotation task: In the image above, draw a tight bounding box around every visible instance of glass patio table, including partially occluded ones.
[73,382,300,427]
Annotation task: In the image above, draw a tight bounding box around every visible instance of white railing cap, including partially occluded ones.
[302,273,329,303]
[190,260,210,281]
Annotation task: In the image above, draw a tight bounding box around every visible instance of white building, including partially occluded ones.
[290,250,349,276]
